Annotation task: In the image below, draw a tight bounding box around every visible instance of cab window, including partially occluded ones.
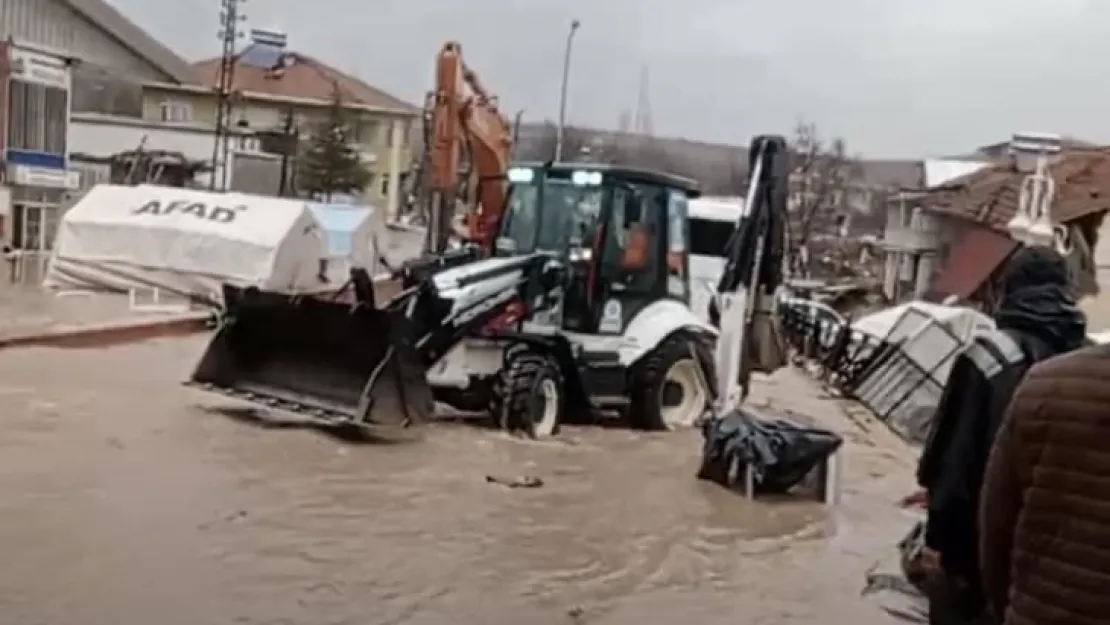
[601,183,662,294]
[666,190,688,298]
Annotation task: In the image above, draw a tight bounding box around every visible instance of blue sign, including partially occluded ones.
[7,149,65,170]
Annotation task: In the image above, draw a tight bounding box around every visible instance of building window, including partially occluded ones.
[233,135,261,152]
[160,100,192,122]
[378,174,391,196]
[8,80,68,154]
[11,203,59,250]
[354,119,380,146]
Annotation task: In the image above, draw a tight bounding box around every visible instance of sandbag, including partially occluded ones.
[696,406,843,494]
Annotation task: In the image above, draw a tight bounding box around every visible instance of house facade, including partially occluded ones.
[882,138,1110,305]
[169,28,420,211]
[0,0,194,254]
[881,159,990,301]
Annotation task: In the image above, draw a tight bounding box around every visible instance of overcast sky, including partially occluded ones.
[108,0,1110,158]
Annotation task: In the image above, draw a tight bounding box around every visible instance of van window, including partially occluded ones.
[688,218,733,257]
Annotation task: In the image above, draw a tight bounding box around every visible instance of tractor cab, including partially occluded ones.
[496,163,701,336]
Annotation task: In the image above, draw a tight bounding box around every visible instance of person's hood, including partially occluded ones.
[994,245,1087,353]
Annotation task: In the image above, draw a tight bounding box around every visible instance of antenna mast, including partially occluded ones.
[212,0,245,190]
[633,65,654,137]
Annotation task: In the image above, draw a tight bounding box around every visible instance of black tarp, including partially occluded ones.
[697,406,843,494]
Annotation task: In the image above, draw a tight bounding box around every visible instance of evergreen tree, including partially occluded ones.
[296,84,372,200]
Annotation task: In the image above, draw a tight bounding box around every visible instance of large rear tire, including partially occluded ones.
[629,332,711,431]
[495,349,564,439]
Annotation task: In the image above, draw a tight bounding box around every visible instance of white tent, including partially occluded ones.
[307,202,377,284]
[853,301,994,344]
[44,184,331,303]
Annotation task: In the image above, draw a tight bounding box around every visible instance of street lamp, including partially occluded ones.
[512,109,525,158]
[554,19,580,162]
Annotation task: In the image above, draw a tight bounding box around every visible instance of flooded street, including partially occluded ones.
[0,337,916,625]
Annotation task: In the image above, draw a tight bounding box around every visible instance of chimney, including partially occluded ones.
[249,28,288,48]
[1009,131,1062,173]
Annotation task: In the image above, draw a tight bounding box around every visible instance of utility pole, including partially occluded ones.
[276,106,296,196]
[212,0,245,191]
[554,19,580,162]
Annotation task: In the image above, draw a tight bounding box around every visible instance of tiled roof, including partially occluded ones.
[923,149,1110,229]
[191,45,418,115]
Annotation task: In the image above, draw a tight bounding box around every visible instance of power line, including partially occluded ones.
[211,0,246,190]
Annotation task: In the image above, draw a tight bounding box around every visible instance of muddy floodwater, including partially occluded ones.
[0,337,916,624]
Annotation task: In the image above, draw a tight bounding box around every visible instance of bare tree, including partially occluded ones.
[723,152,748,196]
[528,120,591,161]
[788,119,862,278]
[610,141,676,171]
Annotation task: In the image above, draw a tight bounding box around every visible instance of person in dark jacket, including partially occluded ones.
[915,245,1088,625]
[979,343,1110,625]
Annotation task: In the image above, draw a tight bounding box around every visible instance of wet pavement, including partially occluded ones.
[0,286,196,342]
[0,336,917,625]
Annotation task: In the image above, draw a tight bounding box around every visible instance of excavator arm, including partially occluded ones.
[697,136,844,501]
[711,135,791,406]
[426,42,512,253]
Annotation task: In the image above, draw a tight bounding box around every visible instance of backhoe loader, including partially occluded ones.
[186,161,724,439]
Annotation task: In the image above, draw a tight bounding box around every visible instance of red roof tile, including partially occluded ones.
[191,52,417,114]
[924,149,1110,229]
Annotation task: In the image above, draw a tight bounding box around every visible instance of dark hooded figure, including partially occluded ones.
[915,245,1088,625]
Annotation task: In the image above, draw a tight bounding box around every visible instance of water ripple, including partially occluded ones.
[0,337,908,625]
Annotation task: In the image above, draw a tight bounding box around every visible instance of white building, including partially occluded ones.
[68,112,268,191]
[0,0,193,252]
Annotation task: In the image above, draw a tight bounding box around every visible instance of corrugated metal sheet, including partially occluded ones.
[64,0,193,81]
[0,0,167,79]
[930,226,1017,299]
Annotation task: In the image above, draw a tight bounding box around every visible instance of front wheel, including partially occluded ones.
[629,332,711,431]
[494,350,564,439]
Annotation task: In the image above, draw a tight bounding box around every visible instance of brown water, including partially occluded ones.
[0,337,915,624]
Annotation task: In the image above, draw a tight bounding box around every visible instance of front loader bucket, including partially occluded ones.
[188,285,434,438]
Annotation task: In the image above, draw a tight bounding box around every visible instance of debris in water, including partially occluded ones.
[485,474,544,489]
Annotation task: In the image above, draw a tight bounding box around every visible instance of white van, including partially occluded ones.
[687,196,742,322]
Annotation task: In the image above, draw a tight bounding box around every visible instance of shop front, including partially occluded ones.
[1,43,78,283]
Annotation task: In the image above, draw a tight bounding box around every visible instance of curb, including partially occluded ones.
[0,312,211,350]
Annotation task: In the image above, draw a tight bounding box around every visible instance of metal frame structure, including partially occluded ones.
[210,0,245,191]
